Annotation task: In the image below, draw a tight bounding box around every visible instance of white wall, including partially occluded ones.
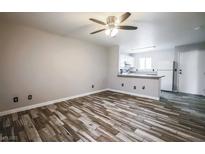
[0,23,108,112]
[108,46,161,100]
[132,48,175,70]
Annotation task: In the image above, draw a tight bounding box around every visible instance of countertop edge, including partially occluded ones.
[117,74,165,79]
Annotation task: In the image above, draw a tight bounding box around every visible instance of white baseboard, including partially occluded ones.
[0,88,159,117]
[0,89,107,117]
[107,88,160,101]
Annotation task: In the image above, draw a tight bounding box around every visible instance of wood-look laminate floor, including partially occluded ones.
[0,90,205,142]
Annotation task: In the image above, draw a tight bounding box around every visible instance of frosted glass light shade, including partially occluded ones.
[110,28,118,37]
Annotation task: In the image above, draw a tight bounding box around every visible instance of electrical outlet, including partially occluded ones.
[121,83,124,87]
[13,97,18,103]
[28,95,32,100]
[133,86,136,90]
[92,84,94,88]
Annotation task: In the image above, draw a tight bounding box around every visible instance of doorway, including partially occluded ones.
[178,49,205,95]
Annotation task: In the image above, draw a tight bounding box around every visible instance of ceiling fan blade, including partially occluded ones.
[90,29,106,34]
[117,25,138,30]
[89,18,106,25]
[119,12,131,23]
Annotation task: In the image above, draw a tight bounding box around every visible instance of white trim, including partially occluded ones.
[107,88,160,100]
[0,89,108,116]
[0,88,159,117]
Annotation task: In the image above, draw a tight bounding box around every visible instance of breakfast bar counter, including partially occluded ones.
[108,73,164,100]
[117,73,165,79]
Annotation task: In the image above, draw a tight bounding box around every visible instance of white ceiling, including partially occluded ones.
[1,12,205,52]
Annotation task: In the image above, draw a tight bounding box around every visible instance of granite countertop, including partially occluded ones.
[117,73,165,79]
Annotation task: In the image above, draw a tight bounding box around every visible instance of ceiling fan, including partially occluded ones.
[89,12,137,37]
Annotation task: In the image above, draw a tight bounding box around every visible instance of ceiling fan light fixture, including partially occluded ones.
[105,29,111,36]
[105,28,118,37]
[110,28,118,37]
[90,12,137,36]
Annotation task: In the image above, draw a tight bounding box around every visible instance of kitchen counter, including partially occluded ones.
[111,73,163,100]
[118,73,165,79]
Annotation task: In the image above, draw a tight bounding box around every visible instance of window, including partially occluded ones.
[139,57,152,70]
[139,58,145,69]
[119,54,134,68]
[145,57,152,69]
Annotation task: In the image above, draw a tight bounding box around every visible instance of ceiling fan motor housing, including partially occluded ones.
[106,16,118,28]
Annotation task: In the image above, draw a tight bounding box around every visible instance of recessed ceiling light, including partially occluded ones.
[194,26,203,30]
